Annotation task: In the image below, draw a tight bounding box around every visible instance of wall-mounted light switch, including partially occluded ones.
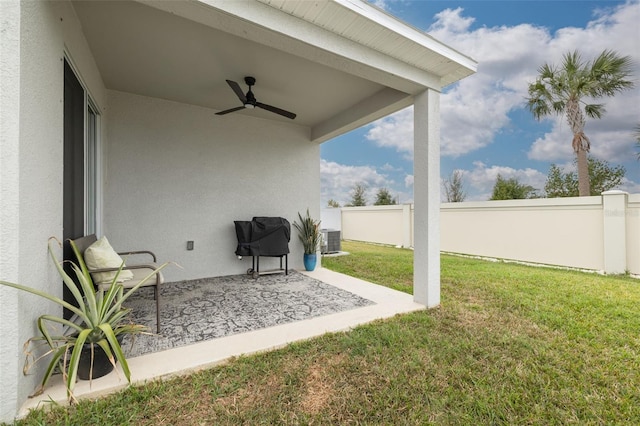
[187,241,194,250]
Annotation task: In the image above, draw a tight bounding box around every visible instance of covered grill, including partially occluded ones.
[234,217,290,278]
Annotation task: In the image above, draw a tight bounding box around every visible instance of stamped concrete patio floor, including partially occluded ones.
[20,268,424,415]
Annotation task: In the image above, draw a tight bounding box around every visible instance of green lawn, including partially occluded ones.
[11,241,640,425]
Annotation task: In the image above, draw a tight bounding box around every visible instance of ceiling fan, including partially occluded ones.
[216,76,296,120]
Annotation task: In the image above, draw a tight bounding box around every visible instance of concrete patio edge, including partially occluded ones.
[18,268,424,417]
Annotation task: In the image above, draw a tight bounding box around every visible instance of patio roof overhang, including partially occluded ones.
[71,0,476,143]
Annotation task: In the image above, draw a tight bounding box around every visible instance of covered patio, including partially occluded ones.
[19,268,423,415]
[1,0,476,421]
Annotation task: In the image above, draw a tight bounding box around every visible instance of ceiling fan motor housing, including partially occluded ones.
[244,77,256,107]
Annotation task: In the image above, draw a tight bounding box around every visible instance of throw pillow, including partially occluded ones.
[84,236,134,285]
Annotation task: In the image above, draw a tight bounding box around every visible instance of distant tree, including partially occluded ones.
[443,170,466,202]
[346,182,367,207]
[374,188,396,205]
[545,158,625,197]
[490,174,537,200]
[587,158,626,195]
[327,199,341,208]
[545,165,577,198]
[527,49,634,196]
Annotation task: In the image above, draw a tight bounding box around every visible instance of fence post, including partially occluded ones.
[602,190,628,274]
[402,204,412,248]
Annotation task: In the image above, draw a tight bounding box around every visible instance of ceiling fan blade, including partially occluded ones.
[256,102,296,120]
[226,80,247,103]
[215,106,246,116]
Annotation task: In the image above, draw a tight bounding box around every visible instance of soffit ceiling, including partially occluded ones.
[71,0,475,140]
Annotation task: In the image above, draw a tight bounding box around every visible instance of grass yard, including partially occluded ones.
[11,241,640,425]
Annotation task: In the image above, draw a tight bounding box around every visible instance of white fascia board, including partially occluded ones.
[138,0,443,91]
[336,0,477,73]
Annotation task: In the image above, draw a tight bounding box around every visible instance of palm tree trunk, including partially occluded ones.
[567,99,591,196]
[576,147,590,196]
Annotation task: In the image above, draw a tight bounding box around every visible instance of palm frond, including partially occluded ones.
[293,209,321,254]
[584,103,605,119]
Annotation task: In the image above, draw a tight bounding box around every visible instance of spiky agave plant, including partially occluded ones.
[293,209,321,255]
[0,238,169,401]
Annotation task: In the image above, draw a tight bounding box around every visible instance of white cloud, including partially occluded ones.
[365,107,414,159]
[528,118,575,161]
[422,8,555,157]
[429,7,475,34]
[381,163,402,172]
[369,0,390,11]
[620,177,640,194]
[320,159,391,206]
[363,2,640,163]
[404,174,414,187]
[462,161,548,201]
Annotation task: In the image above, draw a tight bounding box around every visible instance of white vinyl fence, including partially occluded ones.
[322,191,640,275]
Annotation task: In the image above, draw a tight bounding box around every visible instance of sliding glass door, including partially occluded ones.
[63,58,101,315]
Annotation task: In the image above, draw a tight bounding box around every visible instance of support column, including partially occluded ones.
[602,190,628,274]
[413,89,440,307]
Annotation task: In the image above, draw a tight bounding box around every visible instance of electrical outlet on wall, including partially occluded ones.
[187,241,194,250]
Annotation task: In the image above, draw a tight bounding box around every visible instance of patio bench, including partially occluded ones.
[71,234,164,333]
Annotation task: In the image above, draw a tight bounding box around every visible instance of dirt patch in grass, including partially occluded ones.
[298,360,335,414]
[215,372,284,414]
[455,299,547,337]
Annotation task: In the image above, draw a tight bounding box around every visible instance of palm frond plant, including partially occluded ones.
[526,49,634,196]
[293,209,321,255]
[0,237,169,401]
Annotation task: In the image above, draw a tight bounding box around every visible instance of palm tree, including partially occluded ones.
[527,50,634,196]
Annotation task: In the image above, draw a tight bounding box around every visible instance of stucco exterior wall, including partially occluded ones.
[15,5,64,412]
[104,91,318,281]
[0,1,107,421]
[0,2,22,420]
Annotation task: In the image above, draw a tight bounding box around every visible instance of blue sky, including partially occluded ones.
[320,0,640,204]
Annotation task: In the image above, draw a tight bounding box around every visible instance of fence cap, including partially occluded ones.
[602,190,629,196]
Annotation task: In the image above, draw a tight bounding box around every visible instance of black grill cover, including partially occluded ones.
[234,217,290,256]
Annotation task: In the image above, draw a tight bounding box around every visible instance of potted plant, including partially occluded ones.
[0,238,168,402]
[293,209,321,271]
